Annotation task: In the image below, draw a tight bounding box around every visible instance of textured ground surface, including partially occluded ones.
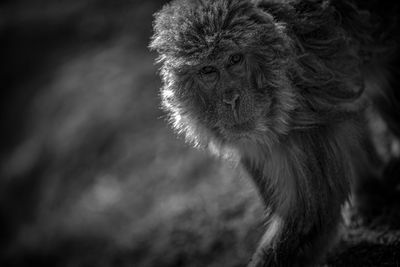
[1,1,400,266]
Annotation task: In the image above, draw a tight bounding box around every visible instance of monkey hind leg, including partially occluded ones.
[350,78,400,227]
[354,46,400,222]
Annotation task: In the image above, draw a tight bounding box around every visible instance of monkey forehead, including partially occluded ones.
[150,0,275,64]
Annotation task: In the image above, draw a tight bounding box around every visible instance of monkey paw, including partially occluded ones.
[247,249,276,267]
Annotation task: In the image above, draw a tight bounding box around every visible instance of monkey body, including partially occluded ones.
[150,0,399,266]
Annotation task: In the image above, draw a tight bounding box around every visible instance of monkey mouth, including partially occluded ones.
[219,120,255,136]
[230,121,254,131]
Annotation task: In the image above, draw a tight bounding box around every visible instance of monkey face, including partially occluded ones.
[193,52,262,139]
[151,0,297,149]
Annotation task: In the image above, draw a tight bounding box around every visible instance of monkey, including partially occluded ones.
[150,0,400,266]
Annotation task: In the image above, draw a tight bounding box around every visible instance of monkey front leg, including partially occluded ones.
[241,131,353,267]
[241,160,344,267]
[247,204,342,267]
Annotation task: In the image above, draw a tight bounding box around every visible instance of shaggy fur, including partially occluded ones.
[150,0,399,266]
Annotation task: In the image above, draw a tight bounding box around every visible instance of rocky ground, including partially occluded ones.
[1,1,399,266]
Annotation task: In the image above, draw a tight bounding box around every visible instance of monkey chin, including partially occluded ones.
[217,119,258,142]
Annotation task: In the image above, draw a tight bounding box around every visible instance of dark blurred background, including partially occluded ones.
[1,1,400,267]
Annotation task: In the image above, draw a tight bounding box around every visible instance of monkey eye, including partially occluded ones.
[200,66,217,75]
[229,53,243,65]
[199,66,218,83]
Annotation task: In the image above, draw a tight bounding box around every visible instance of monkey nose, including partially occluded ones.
[222,91,240,109]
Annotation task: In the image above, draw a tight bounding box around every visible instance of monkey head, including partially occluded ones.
[150,0,297,156]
